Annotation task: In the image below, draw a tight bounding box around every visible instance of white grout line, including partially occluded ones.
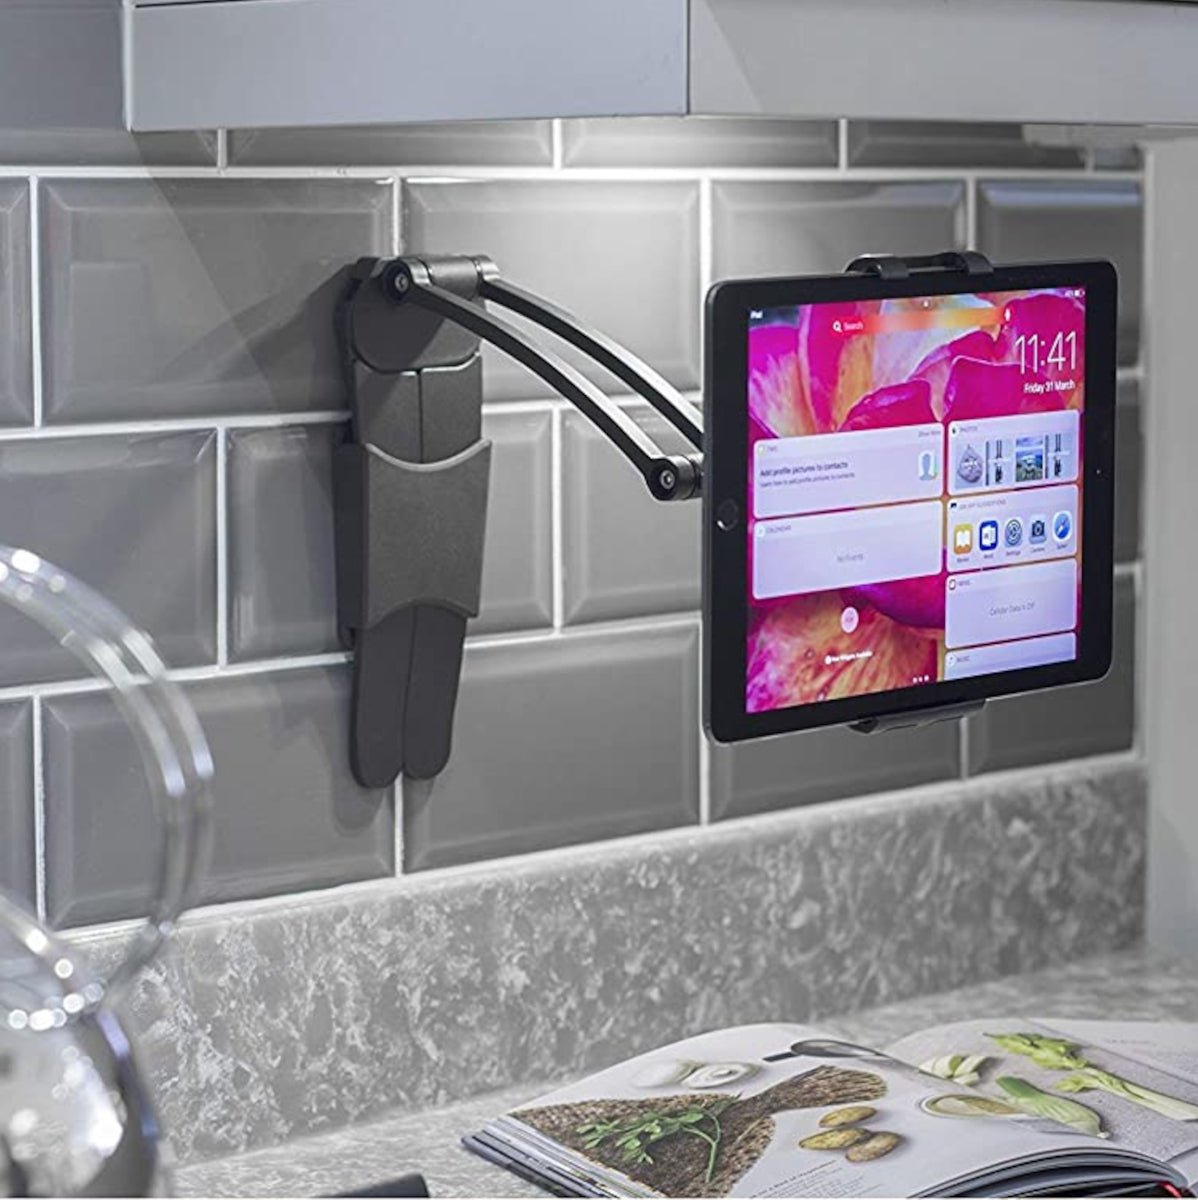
[146,649,352,681]
[958,711,972,779]
[28,176,42,427]
[550,407,565,630]
[965,176,979,251]
[0,650,355,705]
[215,427,229,666]
[215,130,229,172]
[483,397,561,418]
[698,727,711,825]
[395,164,1148,188]
[698,177,713,298]
[467,611,700,655]
[0,409,349,442]
[0,163,1145,185]
[551,119,565,170]
[392,779,404,878]
[837,119,849,172]
[31,695,46,922]
[390,174,402,255]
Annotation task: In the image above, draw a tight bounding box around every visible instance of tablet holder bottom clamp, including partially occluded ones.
[333,249,992,788]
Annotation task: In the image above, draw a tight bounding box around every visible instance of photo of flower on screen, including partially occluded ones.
[745,288,1085,714]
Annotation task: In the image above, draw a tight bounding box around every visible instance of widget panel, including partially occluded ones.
[944,633,1077,680]
[945,558,1078,650]
[948,410,1079,496]
[752,501,943,600]
[947,484,1078,571]
[753,424,944,519]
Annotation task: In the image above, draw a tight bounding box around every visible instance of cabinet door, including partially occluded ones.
[690,0,1198,126]
[127,0,687,131]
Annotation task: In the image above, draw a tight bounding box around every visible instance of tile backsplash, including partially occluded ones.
[0,104,1144,926]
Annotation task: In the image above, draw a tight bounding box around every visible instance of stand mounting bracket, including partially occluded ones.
[335,254,703,788]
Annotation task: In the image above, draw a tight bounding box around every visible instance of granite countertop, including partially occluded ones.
[176,945,1198,1199]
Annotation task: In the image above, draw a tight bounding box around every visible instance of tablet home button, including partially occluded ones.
[717,499,740,530]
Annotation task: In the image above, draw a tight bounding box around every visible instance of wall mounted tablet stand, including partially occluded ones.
[840,250,993,733]
[335,254,703,788]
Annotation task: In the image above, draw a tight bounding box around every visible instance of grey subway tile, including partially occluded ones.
[977,180,1143,366]
[44,666,392,927]
[0,181,32,425]
[1019,126,1143,171]
[847,122,1085,169]
[1115,377,1142,563]
[0,0,214,166]
[229,121,553,167]
[712,181,966,281]
[562,406,700,624]
[563,117,838,168]
[1092,145,1143,171]
[228,424,345,661]
[41,179,391,423]
[0,702,34,909]
[0,130,216,168]
[966,574,1136,774]
[227,411,552,660]
[405,623,700,870]
[0,433,216,685]
[711,721,959,821]
[404,180,700,401]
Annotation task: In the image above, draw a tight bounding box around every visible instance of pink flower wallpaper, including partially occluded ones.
[746,289,1085,714]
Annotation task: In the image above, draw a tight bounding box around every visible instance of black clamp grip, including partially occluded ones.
[334,440,491,628]
[850,701,984,735]
[844,250,994,280]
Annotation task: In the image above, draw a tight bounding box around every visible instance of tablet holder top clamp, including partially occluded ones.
[334,250,992,789]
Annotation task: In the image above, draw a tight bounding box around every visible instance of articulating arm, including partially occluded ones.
[383,256,703,501]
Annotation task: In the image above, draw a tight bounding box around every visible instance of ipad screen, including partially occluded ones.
[746,288,1085,714]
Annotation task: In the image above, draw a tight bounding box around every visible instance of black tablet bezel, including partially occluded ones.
[703,260,1118,745]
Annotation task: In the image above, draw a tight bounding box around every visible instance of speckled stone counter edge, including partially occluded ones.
[176,944,1197,1200]
[79,756,1145,1165]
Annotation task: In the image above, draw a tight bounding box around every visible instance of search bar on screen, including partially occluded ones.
[832,307,1005,336]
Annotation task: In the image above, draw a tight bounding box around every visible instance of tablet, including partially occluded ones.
[703,260,1117,744]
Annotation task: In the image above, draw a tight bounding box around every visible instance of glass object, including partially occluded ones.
[0,545,213,1197]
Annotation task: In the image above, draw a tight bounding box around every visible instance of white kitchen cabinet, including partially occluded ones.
[126,0,1198,131]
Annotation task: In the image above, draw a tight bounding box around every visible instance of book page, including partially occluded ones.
[495,1024,1102,1198]
[1042,1020,1198,1083]
[886,1018,1198,1169]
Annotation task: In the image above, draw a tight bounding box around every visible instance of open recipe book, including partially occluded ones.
[464,1020,1198,1198]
